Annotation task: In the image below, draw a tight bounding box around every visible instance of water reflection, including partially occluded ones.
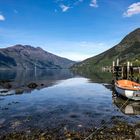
[102,83,140,116]
[112,93,140,115]
[0,71,140,139]
[0,69,75,96]
[73,71,112,83]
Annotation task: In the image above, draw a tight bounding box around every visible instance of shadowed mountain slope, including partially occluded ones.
[0,45,75,69]
[72,28,140,72]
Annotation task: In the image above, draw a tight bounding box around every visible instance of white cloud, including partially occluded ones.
[0,14,5,21]
[89,0,98,8]
[123,2,140,17]
[56,0,84,12]
[60,4,70,12]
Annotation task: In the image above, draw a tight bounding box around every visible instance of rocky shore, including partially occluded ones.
[0,119,140,140]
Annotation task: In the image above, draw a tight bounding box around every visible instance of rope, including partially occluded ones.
[84,97,130,140]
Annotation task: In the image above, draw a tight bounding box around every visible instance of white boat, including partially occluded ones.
[115,80,140,100]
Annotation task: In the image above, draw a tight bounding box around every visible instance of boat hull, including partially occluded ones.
[115,85,140,101]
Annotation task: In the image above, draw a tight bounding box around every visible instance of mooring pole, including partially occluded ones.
[112,61,115,81]
[121,66,124,79]
[116,59,119,66]
[127,61,130,79]
[112,61,115,74]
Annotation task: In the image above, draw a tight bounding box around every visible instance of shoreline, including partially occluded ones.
[0,119,140,140]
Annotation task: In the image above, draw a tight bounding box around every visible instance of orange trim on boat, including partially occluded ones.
[115,80,140,91]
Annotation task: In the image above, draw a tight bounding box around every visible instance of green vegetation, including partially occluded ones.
[72,28,140,74]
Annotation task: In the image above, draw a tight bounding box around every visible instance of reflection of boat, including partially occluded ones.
[115,80,140,100]
[113,95,140,115]
[135,128,140,139]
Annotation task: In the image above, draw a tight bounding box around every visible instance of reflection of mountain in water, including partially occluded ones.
[73,71,112,83]
[0,69,75,95]
[113,95,140,115]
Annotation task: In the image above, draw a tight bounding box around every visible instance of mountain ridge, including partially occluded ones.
[0,44,75,70]
[72,28,140,72]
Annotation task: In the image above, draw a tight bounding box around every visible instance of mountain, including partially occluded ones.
[72,28,140,72]
[0,45,75,69]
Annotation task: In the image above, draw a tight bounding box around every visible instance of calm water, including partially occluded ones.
[0,69,140,138]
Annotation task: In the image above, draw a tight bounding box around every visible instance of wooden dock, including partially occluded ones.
[112,59,140,82]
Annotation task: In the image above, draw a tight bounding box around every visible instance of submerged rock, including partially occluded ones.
[27,83,38,88]
[15,89,24,94]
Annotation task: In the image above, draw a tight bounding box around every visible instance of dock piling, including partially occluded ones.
[112,59,139,82]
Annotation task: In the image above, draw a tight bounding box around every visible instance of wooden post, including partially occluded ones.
[112,61,115,74]
[127,61,130,79]
[121,66,124,79]
[113,61,115,67]
[116,59,119,66]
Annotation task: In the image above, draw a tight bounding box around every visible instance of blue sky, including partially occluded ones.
[0,0,140,61]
